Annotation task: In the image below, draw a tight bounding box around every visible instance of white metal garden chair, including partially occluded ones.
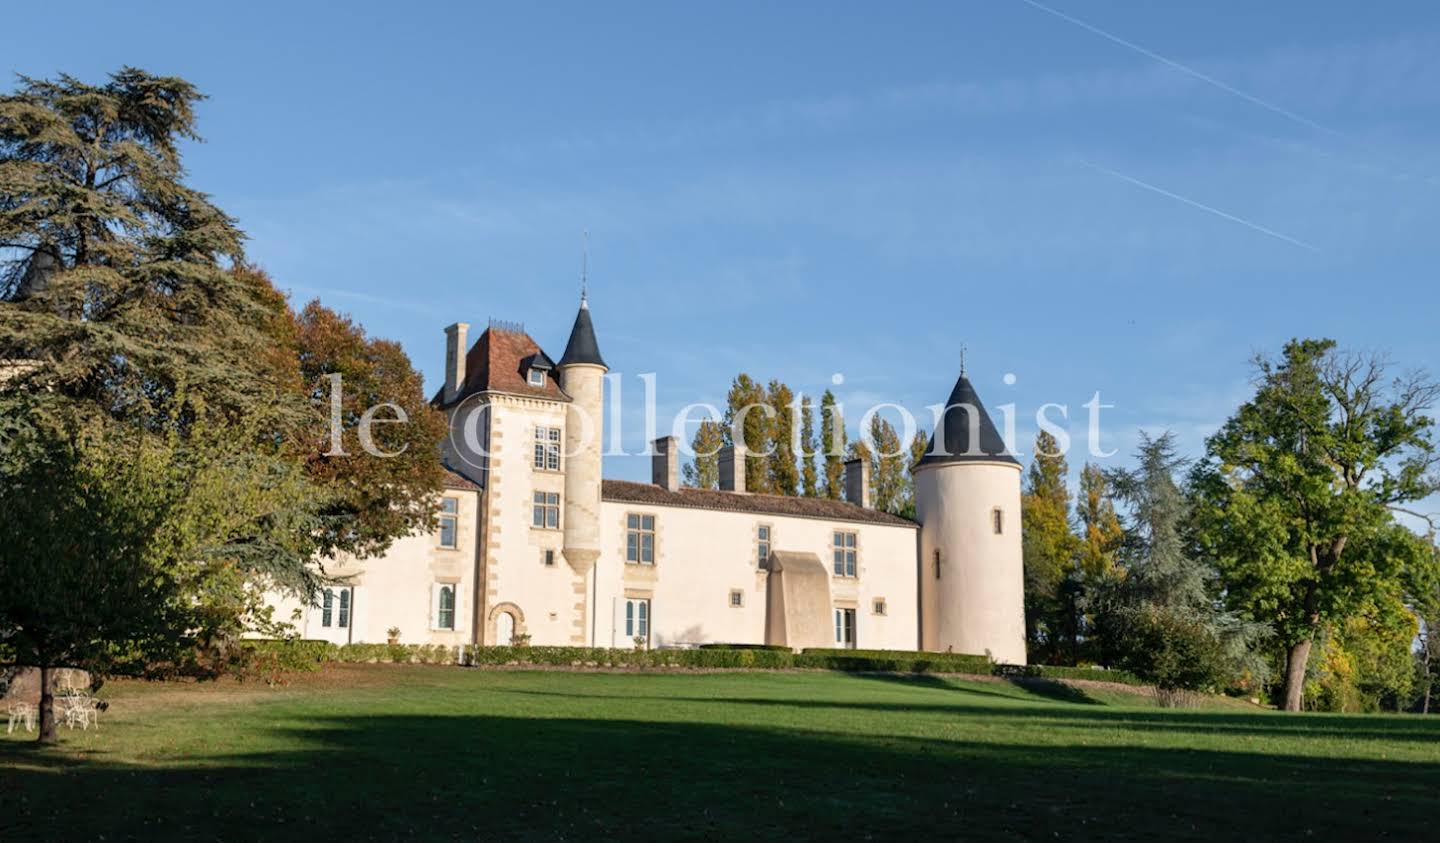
[7,701,37,734]
[58,687,100,730]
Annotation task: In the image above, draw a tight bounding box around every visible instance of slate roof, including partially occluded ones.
[433,326,571,408]
[915,373,1021,468]
[601,479,917,527]
[558,300,606,368]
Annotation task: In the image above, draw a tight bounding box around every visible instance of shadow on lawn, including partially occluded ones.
[502,678,1440,745]
[3,710,1437,841]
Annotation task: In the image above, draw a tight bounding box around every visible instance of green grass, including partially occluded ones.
[4,666,1438,840]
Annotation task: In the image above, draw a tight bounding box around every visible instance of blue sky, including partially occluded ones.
[10,1,1440,484]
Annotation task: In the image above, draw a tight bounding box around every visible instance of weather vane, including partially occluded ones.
[580,228,589,304]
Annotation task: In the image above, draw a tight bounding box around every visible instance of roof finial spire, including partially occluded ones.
[580,228,589,308]
[960,343,967,378]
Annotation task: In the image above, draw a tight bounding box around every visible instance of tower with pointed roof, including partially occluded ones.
[914,367,1027,664]
[557,294,607,583]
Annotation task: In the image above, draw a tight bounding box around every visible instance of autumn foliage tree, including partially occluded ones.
[683,418,724,490]
[799,394,819,496]
[820,389,846,499]
[1021,431,1079,661]
[724,373,772,494]
[0,70,448,738]
[767,379,799,496]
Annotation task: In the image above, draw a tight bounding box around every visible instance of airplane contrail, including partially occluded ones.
[1081,160,1320,252]
[1016,0,1333,134]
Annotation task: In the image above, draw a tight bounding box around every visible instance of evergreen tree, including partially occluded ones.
[867,415,907,514]
[0,69,290,432]
[1021,430,1077,662]
[1107,434,1205,608]
[767,379,800,496]
[1096,432,1268,699]
[799,394,819,496]
[682,419,724,489]
[724,373,772,494]
[819,389,846,499]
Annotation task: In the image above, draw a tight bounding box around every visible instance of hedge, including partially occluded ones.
[241,640,461,670]
[240,640,1145,685]
[992,662,1144,686]
[796,648,992,675]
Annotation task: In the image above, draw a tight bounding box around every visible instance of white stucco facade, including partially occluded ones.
[264,303,1027,661]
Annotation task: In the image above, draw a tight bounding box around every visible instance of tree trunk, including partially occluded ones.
[1281,638,1312,712]
[37,663,57,743]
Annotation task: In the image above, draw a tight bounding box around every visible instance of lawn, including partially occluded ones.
[3,666,1438,840]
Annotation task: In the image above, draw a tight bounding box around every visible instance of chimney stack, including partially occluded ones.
[444,322,469,404]
[718,443,746,493]
[652,436,680,492]
[844,457,870,508]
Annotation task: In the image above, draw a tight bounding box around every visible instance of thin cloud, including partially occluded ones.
[285,284,452,318]
[1080,160,1320,252]
[1016,0,1334,134]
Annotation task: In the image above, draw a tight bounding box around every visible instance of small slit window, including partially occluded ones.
[992,508,1004,535]
[729,589,744,608]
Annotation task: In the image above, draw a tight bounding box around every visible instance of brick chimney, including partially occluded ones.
[718,443,746,493]
[844,457,870,508]
[652,436,680,492]
[444,322,469,403]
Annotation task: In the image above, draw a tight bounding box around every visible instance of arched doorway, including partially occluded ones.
[496,611,515,646]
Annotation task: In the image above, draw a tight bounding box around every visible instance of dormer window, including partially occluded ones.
[521,351,555,389]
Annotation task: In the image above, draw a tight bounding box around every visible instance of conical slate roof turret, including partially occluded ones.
[916,372,1020,468]
[558,298,606,369]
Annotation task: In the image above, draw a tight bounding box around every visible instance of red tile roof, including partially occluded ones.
[442,468,481,491]
[434,326,570,407]
[601,479,916,527]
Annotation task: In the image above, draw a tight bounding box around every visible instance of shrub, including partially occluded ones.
[1108,606,1229,703]
[236,639,335,683]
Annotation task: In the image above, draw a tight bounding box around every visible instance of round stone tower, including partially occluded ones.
[915,369,1027,664]
[557,295,606,576]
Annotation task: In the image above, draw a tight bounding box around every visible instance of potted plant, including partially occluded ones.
[386,627,401,645]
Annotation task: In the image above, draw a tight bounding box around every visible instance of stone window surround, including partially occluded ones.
[532,424,562,472]
[830,529,860,579]
[437,496,460,550]
[625,511,657,565]
[532,491,561,530]
[755,522,773,568]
